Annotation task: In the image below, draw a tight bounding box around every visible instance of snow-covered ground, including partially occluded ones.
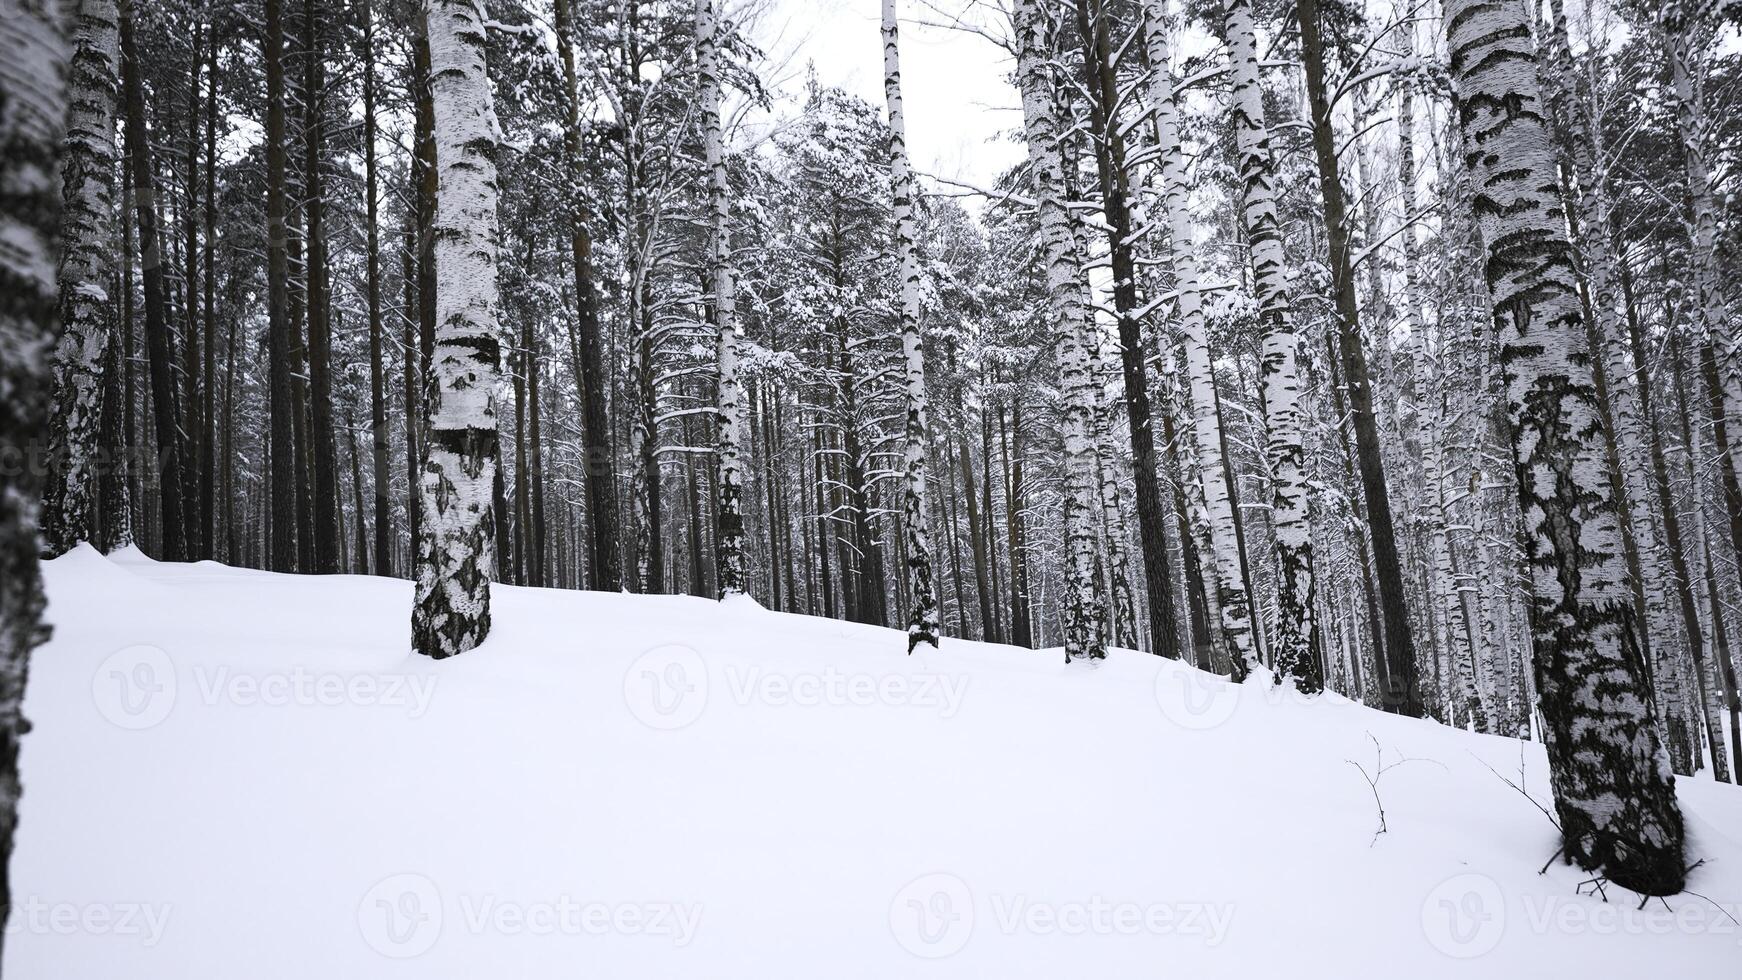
[12,546,1742,977]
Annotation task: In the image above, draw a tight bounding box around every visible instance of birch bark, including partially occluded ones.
[698,0,746,598]
[1140,0,1257,676]
[881,0,940,651]
[44,0,118,556]
[412,0,504,658]
[1440,0,1685,893]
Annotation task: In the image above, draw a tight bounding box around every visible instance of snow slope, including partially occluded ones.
[12,545,1742,977]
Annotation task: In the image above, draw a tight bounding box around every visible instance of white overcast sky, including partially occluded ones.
[746,0,1027,193]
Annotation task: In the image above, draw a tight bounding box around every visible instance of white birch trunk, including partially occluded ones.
[1139,0,1257,677]
[1440,0,1684,893]
[1094,334,1138,650]
[881,0,940,652]
[1219,0,1317,690]
[0,0,68,948]
[412,0,502,658]
[697,0,745,598]
[44,0,118,556]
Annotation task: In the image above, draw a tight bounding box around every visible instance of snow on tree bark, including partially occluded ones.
[412,0,503,658]
[43,0,117,556]
[880,0,940,652]
[698,0,745,599]
[1226,0,1318,692]
[1440,0,1685,893]
[1012,0,1105,663]
[1539,0,1693,766]
[0,0,67,955]
[1094,335,1138,650]
[1139,0,1257,677]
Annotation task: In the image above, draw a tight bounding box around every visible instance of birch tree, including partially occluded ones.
[412,0,504,658]
[43,0,118,556]
[1139,0,1257,677]
[0,0,67,954]
[1013,0,1105,663]
[1439,0,1685,894]
[698,0,746,598]
[880,0,940,652]
[1225,0,1318,690]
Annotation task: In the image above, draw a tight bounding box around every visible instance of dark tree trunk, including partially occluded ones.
[263,0,296,572]
[362,0,393,577]
[1299,4,1420,712]
[199,21,218,559]
[303,0,339,573]
[1072,0,1181,660]
[121,3,190,561]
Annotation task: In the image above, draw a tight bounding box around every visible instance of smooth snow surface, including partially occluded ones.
[13,546,1742,977]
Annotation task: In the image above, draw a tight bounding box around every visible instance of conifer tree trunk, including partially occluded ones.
[881,0,940,650]
[1063,0,1184,661]
[361,0,393,578]
[0,0,68,956]
[302,0,339,572]
[411,0,504,658]
[1439,0,1685,893]
[264,0,297,572]
[120,0,189,562]
[199,23,217,560]
[553,0,620,592]
[526,319,546,588]
[45,0,119,556]
[1297,0,1420,713]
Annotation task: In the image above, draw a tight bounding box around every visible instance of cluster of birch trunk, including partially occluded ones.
[7,0,1742,906]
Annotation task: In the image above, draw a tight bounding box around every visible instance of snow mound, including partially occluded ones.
[13,551,1742,978]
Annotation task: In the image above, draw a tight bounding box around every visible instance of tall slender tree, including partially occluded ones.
[1438,0,1685,894]
[44,0,119,556]
[880,0,940,651]
[1013,0,1105,663]
[0,0,68,957]
[698,0,746,598]
[411,0,504,658]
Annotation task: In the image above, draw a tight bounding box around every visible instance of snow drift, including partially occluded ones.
[11,546,1741,977]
